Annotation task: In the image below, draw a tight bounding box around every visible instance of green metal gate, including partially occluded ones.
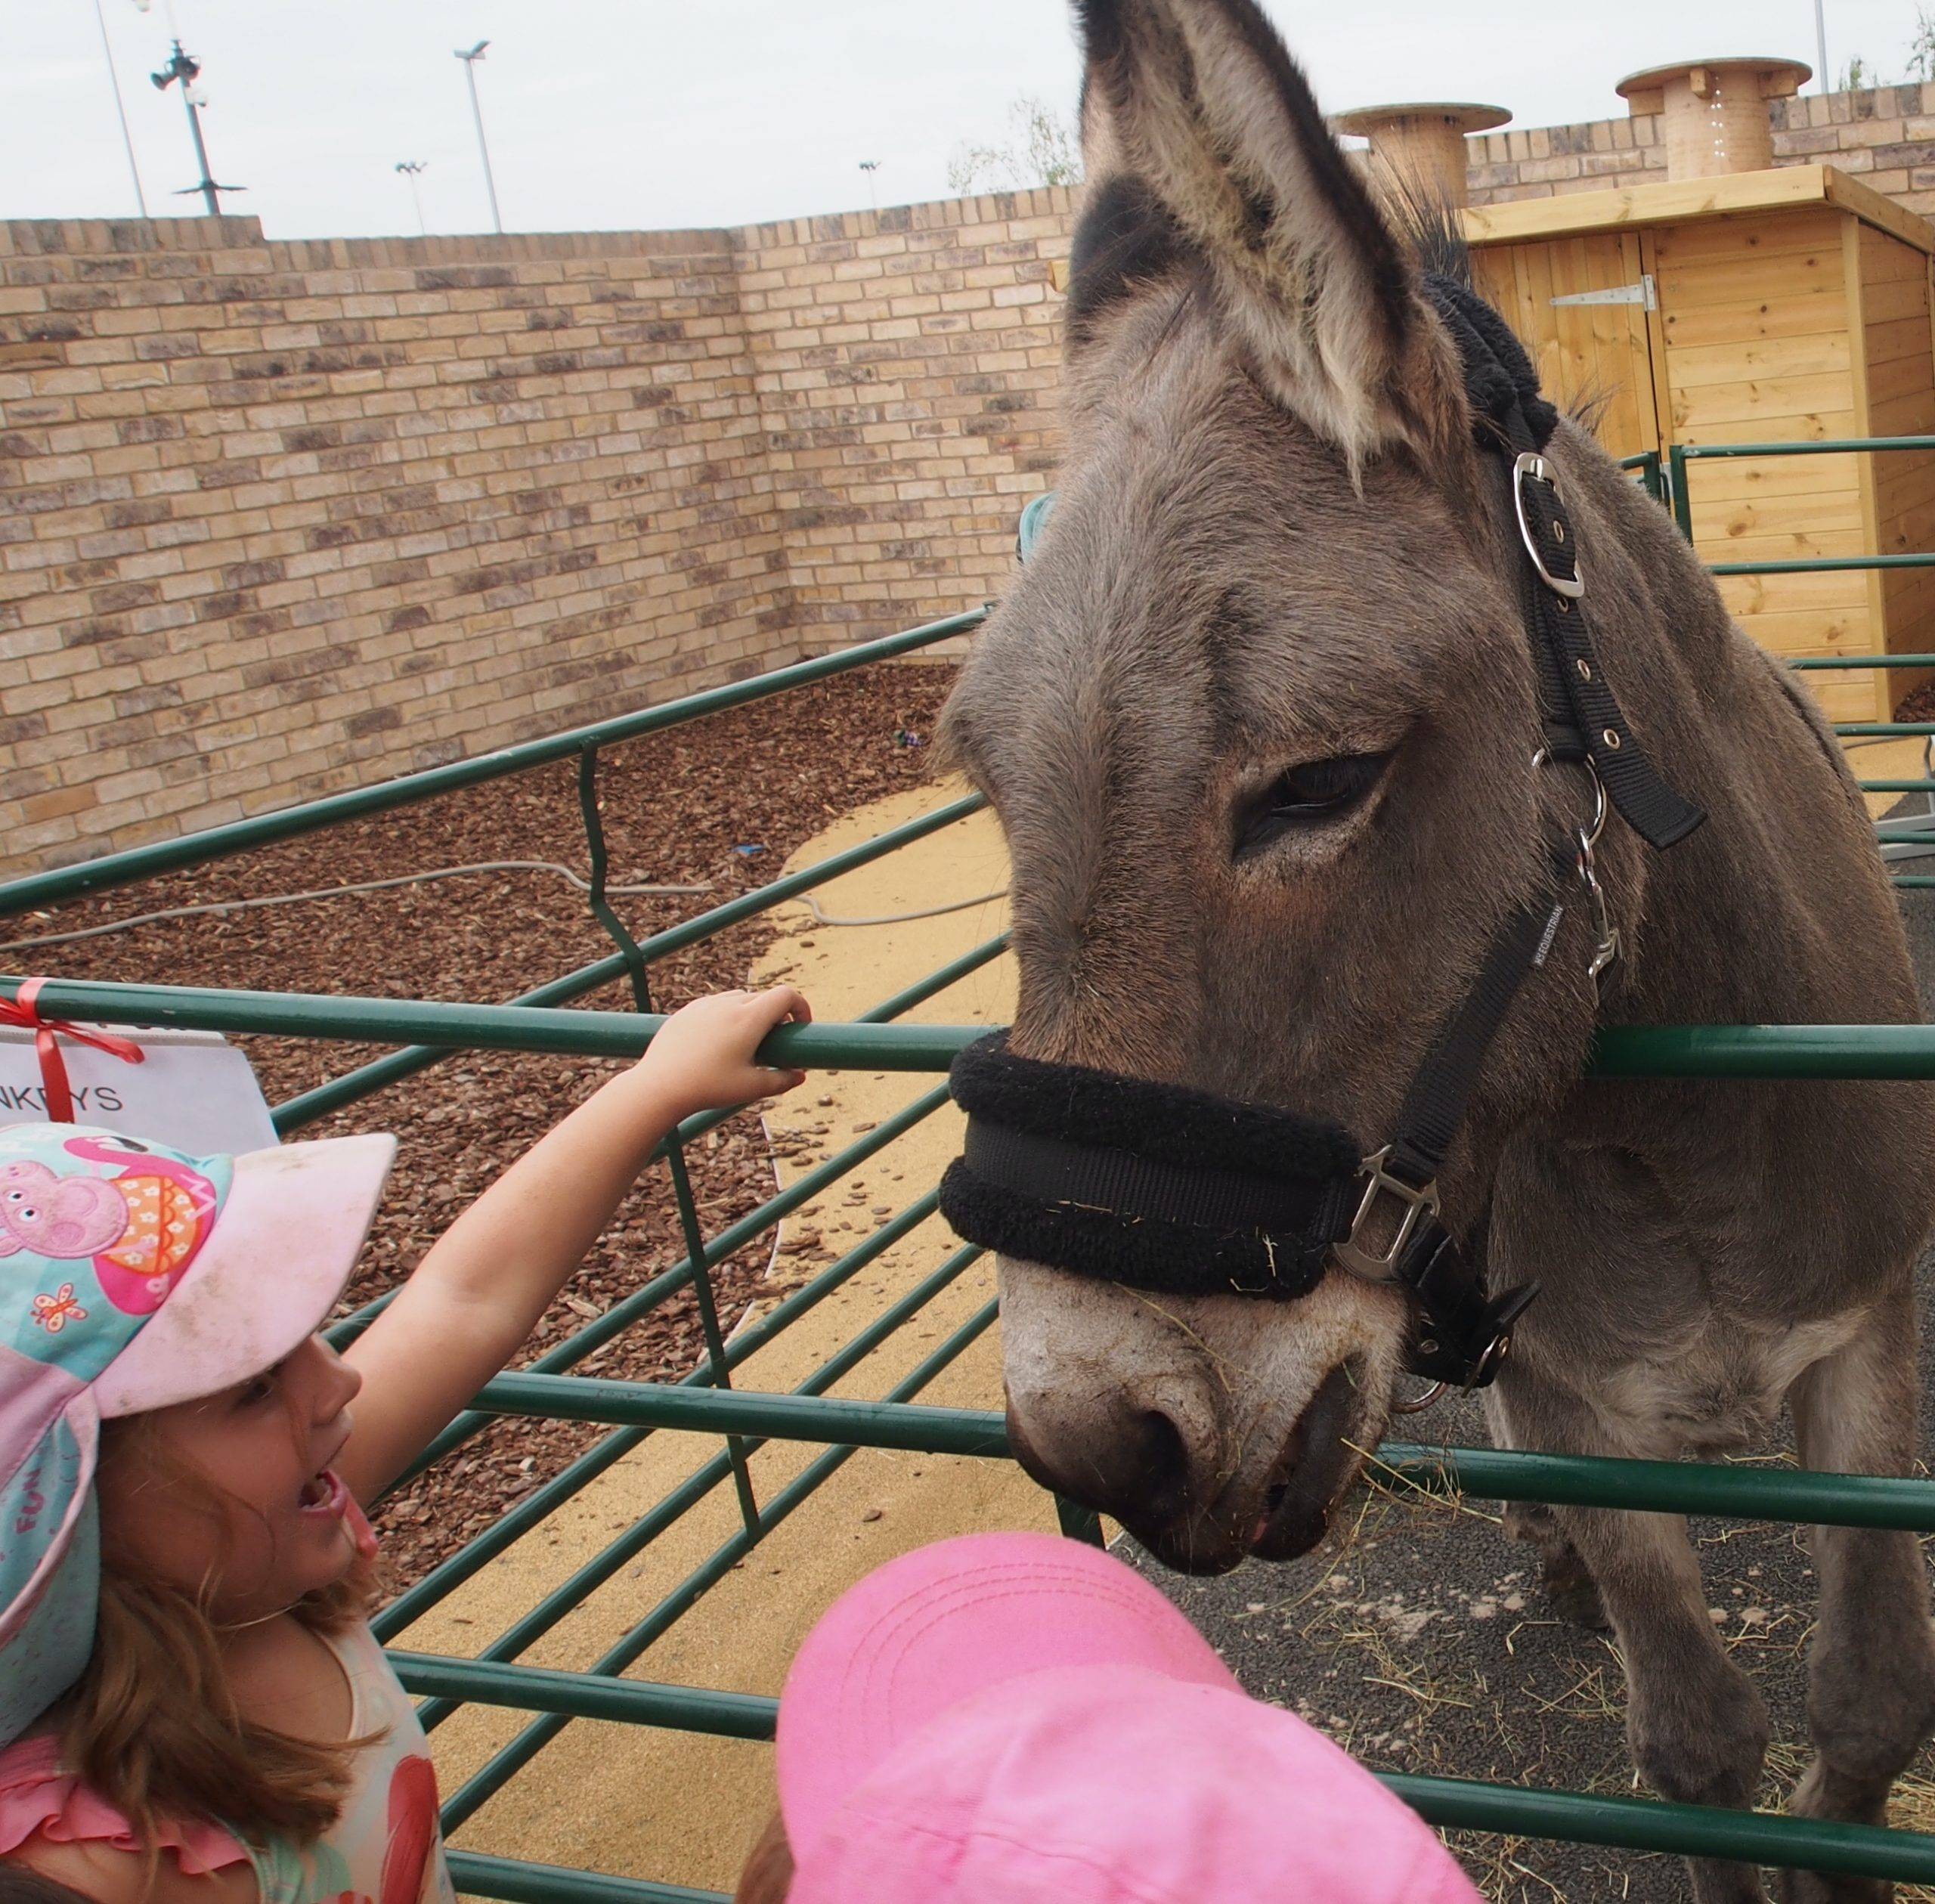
[11,457,1935,1897]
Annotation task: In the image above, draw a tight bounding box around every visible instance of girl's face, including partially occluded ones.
[98,1335,364,1625]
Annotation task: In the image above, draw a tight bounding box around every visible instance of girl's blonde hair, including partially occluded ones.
[60,1410,380,1856]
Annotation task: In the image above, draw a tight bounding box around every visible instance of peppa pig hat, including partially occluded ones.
[0,1121,395,1745]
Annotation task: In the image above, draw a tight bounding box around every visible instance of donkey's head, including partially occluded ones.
[942,0,1616,1572]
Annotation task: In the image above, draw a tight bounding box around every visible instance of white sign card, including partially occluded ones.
[0,1023,280,1156]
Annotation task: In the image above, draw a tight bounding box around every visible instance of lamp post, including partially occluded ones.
[1815,0,1830,92]
[395,160,429,236]
[150,39,239,215]
[91,0,149,216]
[859,159,881,209]
[454,40,503,234]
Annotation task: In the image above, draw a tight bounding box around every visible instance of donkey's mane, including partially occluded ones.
[1382,186,1472,290]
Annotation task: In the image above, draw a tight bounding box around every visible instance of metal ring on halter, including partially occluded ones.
[1391,1379,1450,1414]
[1531,745,1608,850]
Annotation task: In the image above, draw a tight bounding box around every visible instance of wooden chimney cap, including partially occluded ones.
[1615,57,1813,118]
[1615,57,1811,180]
[1331,104,1510,211]
[1332,102,1512,139]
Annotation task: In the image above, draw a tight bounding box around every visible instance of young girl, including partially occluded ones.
[0,985,811,1904]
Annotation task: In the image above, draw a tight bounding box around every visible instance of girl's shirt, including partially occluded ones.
[0,1618,454,1904]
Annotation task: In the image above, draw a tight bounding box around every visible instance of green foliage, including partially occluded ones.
[1836,7,1935,91]
[1911,6,1935,81]
[947,94,1084,196]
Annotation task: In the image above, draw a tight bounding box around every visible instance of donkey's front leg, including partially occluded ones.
[1494,1377,1771,1903]
[1780,1295,1935,1904]
[1567,1503,1772,1902]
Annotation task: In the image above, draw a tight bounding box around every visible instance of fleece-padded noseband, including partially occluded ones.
[942,1039,1358,1303]
[940,271,1706,1397]
[940,1033,1539,1389]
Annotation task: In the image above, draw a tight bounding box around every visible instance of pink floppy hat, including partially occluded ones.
[776,1531,1481,1903]
[0,1121,395,1744]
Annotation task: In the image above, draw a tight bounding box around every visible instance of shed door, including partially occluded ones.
[1469,233,1661,463]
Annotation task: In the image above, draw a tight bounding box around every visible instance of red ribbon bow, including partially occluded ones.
[0,978,146,1123]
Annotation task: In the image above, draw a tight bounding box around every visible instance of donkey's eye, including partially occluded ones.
[1234,753,1391,856]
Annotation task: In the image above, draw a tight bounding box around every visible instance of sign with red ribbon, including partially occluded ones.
[0,980,277,1154]
[0,977,144,1123]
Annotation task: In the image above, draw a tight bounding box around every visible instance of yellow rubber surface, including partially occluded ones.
[1857,734,1932,819]
[398,782,1045,1896]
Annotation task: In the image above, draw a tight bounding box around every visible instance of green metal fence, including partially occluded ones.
[11,472,1935,1894]
[1627,438,1935,889]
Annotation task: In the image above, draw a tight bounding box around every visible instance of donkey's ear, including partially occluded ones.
[1075,0,1430,467]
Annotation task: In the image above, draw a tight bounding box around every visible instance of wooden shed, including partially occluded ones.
[1463,165,1935,727]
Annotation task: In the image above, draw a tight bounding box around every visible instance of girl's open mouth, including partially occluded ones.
[298,1468,349,1520]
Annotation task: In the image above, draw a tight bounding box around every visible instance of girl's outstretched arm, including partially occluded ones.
[338,986,810,1502]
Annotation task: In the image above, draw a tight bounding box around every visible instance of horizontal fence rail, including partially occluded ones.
[465,1380,1935,1531]
[17,975,1935,1081]
[1673,436,1935,460]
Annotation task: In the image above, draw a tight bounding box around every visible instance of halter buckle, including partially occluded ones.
[1512,453,1587,600]
[1333,1145,1441,1285]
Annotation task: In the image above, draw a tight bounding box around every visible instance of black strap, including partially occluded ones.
[1401,1223,1540,1386]
[1500,410,1706,850]
[1423,275,1559,447]
[1382,881,1568,1190]
[1426,270,1706,852]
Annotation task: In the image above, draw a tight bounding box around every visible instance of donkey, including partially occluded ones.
[938,3,1935,1897]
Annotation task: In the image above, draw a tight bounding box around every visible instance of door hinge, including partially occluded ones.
[1550,274,1657,311]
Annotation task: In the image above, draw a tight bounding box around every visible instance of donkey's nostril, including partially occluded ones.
[1005,1395,1201,1526]
[1125,1407,1193,1528]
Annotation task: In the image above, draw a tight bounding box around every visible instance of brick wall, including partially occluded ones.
[0,193,1072,868]
[733,196,1065,646]
[1466,81,1935,215]
[11,78,1935,868]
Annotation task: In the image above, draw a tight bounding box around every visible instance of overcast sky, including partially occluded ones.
[5,2,1930,240]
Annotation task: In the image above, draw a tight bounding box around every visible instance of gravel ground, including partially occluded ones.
[1125,872,1935,1903]
[0,667,955,1593]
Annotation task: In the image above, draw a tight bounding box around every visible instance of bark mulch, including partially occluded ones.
[1897,680,1935,726]
[2,666,956,1596]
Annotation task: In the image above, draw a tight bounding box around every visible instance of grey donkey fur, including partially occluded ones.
[937,2,1935,1897]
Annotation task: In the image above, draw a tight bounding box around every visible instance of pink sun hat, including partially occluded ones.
[776,1531,1481,1903]
[0,1121,395,1745]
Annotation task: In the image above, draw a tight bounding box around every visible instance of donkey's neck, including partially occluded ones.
[1553,435,1919,1031]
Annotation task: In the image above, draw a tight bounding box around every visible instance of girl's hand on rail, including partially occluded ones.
[638,986,812,1119]
[337,981,813,1498]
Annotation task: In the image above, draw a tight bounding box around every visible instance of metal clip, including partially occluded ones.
[1534,749,1619,993]
[1512,452,1587,599]
[1577,837,1621,993]
[1333,1145,1441,1284]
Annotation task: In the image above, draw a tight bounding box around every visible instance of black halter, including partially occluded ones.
[940,274,1704,1395]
